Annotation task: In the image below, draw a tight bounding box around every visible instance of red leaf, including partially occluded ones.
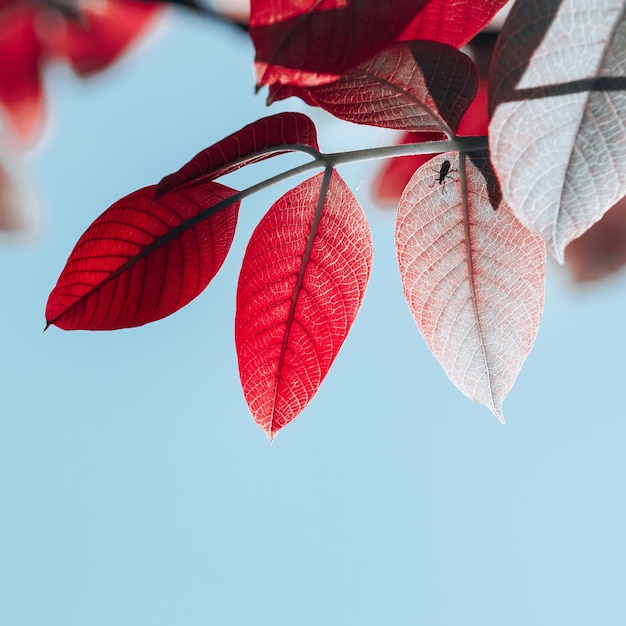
[565,196,626,283]
[269,41,477,134]
[398,0,509,48]
[45,0,161,76]
[236,170,372,439]
[250,0,429,88]
[374,81,489,205]
[396,151,545,419]
[0,7,44,144]
[155,112,319,199]
[46,183,239,330]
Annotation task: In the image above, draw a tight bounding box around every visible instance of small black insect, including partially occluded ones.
[429,159,458,193]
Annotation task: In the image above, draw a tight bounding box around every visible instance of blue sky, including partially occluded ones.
[1,8,626,626]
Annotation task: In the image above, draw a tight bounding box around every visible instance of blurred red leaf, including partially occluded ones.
[374,81,489,205]
[269,41,477,134]
[398,0,509,48]
[250,0,429,88]
[156,112,319,199]
[565,196,626,282]
[0,7,43,144]
[0,0,160,143]
[46,0,160,76]
[396,151,545,419]
[236,170,372,439]
[46,182,239,330]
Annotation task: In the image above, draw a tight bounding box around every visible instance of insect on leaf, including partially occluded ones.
[489,0,626,261]
[269,41,477,135]
[46,182,240,330]
[374,81,489,205]
[250,0,429,88]
[395,151,545,420]
[236,169,373,440]
[155,112,319,199]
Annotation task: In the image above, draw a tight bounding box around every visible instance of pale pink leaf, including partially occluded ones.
[489,0,626,261]
[396,151,545,420]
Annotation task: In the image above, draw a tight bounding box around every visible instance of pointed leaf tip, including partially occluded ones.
[236,170,373,437]
[396,151,545,419]
[46,182,240,330]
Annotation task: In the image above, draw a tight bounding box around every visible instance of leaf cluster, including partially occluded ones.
[46,0,626,439]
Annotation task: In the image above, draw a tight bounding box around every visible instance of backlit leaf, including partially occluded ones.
[46,182,239,330]
[269,41,477,134]
[250,0,429,88]
[155,112,319,199]
[396,151,545,420]
[236,170,372,439]
[489,0,626,261]
[398,0,509,48]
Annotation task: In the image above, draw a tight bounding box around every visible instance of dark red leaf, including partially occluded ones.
[398,0,509,48]
[250,0,430,88]
[155,112,319,199]
[236,170,372,439]
[269,41,477,134]
[46,182,239,330]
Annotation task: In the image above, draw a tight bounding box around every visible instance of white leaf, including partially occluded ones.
[489,0,626,261]
[395,152,545,420]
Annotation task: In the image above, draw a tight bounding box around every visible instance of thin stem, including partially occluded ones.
[46,134,490,328]
[180,135,490,224]
[323,135,488,166]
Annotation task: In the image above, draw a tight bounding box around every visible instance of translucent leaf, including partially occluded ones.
[269,41,477,134]
[250,0,429,87]
[489,0,626,261]
[155,112,319,199]
[46,182,239,330]
[396,151,545,420]
[236,170,372,439]
[399,0,509,48]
